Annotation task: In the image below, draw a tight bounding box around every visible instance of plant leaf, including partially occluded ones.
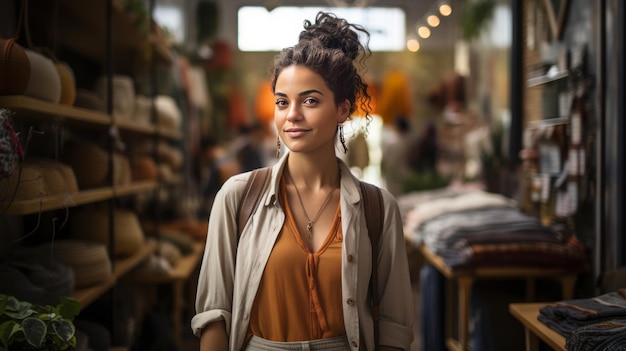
[52,320,75,342]
[0,320,21,347]
[57,297,80,321]
[21,318,46,347]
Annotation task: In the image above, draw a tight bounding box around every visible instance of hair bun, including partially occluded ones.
[299,12,364,61]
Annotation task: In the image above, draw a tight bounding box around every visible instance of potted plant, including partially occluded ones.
[0,294,80,350]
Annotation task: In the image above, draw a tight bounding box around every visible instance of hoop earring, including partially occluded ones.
[339,124,348,154]
[276,136,281,158]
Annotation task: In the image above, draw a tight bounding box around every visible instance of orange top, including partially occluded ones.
[247,180,345,343]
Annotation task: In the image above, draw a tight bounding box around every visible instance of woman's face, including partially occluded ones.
[274,65,349,155]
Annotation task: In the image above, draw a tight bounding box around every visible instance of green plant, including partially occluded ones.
[460,0,496,41]
[0,294,80,350]
[402,170,451,193]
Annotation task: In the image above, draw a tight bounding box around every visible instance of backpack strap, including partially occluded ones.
[237,167,271,239]
[360,181,384,347]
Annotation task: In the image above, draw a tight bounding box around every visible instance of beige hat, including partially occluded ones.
[23,49,61,103]
[42,240,113,288]
[0,38,30,95]
[71,206,145,257]
[55,62,76,105]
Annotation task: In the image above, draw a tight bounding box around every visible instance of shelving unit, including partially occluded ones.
[0,0,187,349]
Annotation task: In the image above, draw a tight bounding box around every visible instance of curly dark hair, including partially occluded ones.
[271,12,372,122]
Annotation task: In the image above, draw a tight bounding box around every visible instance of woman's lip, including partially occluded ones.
[285,129,309,137]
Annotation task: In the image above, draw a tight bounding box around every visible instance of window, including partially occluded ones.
[238,6,406,52]
[154,5,185,44]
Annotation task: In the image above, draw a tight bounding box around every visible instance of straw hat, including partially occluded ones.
[0,38,30,95]
[5,161,47,200]
[55,61,76,105]
[43,240,113,288]
[94,75,135,120]
[71,206,145,257]
[63,139,109,189]
[74,89,106,112]
[23,49,61,103]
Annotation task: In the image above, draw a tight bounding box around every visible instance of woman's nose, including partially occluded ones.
[286,104,301,121]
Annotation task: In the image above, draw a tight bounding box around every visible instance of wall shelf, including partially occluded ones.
[2,182,159,215]
[527,71,569,87]
[0,96,181,140]
[71,240,157,309]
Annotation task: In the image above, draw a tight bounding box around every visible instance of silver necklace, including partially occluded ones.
[286,171,337,238]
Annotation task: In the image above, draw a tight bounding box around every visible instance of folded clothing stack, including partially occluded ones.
[539,288,626,339]
[565,318,626,351]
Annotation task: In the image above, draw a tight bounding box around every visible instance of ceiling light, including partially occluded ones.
[439,3,452,16]
[407,39,420,52]
[417,25,431,39]
[427,14,440,27]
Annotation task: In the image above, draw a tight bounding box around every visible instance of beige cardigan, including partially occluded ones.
[192,154,414,350]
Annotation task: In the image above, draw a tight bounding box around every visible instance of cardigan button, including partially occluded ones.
[351,341,358,348]
[347,254,354,262]
[347,298,355,306]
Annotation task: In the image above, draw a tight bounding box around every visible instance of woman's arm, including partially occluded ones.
[376,190,415,349]
[200,320,228,351]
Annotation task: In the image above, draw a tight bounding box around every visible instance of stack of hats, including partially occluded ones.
[94,74,135,120]
[5,158,79,200]
[0,38,30,96]
[44,240,113,288]
[71,205,145,258]
[0,246,75,305]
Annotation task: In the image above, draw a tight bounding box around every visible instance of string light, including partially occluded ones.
[417,25,431,39]
[407,1,453,51]
[407,38,420,52]
[427,14,440,27]
[439,3,452,16]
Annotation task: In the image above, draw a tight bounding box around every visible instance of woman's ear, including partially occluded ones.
[338,99,351,123]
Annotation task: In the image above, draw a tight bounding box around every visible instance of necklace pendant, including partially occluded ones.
[307,222,313,238]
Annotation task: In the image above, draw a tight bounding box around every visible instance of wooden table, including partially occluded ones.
[509,303,567,351]
[419,245,580,351]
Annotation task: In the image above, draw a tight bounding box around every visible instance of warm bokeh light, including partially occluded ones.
[407,39,420,52]
[439,4,452,16]
[417,25,431,39]
[427,14,440,27]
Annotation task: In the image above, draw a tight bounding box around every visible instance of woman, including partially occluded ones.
[192,12,414,350]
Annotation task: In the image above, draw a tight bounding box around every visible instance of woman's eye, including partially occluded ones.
[275,100,287,107]
[303,98,318,105]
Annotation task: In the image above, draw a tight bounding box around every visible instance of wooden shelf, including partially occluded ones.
[1,96,182,141]
[113,240,158,277]
[71,275,117,309]
[1,187,114,215]
[125,241,204,283]
[2,182,159,215]
[71,240,157,310]
[0,95,110,128]
[527,71,569,87]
